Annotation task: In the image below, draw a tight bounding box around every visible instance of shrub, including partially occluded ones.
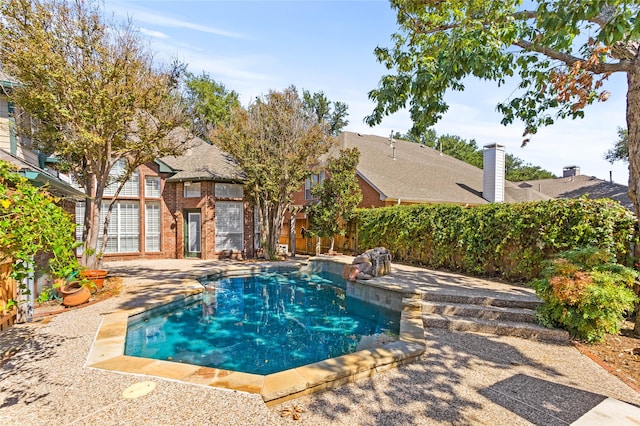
[531,247,638,343]
[356,198,636,281]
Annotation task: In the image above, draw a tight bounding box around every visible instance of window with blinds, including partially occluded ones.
[104,160,139,197]
[75,201,140,254]
[184,182,201,198]
[215,183,243,199]
[145,202,161,252]
[304,171,326,200]
[215,201,243,251]
[144,176,161,198]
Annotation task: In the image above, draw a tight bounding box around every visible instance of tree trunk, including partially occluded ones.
[329,236,335,253]
[626,68,640,336]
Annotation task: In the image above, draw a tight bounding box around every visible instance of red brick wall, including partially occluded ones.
[357,175,384,208]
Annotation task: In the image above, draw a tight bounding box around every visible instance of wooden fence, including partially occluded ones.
[0,259,16,332]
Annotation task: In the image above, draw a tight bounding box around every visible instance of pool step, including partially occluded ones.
[421,292,569,343]
[422,301,538,324]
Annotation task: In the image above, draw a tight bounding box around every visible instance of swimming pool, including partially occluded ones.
[124,269,400,375]
[88,258,426,404]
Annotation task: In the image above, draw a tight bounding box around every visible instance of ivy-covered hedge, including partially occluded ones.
[356,198,637,281]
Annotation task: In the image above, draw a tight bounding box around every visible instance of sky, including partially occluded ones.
[105,0,630,184]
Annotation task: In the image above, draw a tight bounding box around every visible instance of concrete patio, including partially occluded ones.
[1,257,639,425]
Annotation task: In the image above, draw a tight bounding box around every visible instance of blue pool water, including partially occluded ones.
[124,269,400,375]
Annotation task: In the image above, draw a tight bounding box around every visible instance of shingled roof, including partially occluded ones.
[157,136,245,182]
[516,174,633,210]
[338,132,550,205]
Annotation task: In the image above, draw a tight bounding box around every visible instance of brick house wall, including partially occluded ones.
[101,162,255,261]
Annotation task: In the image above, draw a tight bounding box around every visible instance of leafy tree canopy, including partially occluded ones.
[183,72,240,140]
[368,1,638,136]
[0,0,190,268]
[213,86,345,259]
[308,148,362,253]
[605,127,629,163]
[302,90,349,136]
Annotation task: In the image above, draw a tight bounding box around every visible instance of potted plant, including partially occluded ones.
[54,277,91,307]
[79,268,108,291]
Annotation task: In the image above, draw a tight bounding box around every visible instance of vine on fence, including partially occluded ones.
[356,198,637,281]
[0,160,80,310]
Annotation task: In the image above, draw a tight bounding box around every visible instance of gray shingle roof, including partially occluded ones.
[158,136,245,182]
[516,174,633,210]
[339,132,550,205]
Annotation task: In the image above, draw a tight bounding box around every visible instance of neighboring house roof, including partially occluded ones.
[158,135,245,182]
[338,132,550,205]
[0,70,20,88]
[516,174,633,210]
[0,148,84,198]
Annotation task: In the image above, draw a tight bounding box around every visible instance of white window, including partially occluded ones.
[215,201,243,251]
[304,171,326,200]
[104,160,139,197]
[100,201,140,253]
[75,201,85,255]
[145,202,161,252]
[215,183,243,199]
[145,176,161,198]
[184,182,201,198]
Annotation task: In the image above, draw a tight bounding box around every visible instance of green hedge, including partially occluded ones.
[356,198,637,281]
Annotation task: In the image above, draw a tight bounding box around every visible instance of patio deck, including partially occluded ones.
[0,257,639,425]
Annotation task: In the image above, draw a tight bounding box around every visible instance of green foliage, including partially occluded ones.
[0,0,190,268]
[367,1,638,137]
[531,247,638,343]
[302,90,349,136]
[399,130,555,180]
[214,86,340,259]
[0,160,80,298]
[308,148,362,245]
[604,127,629,164]
[356,198,636,281]
[183,72,240,139]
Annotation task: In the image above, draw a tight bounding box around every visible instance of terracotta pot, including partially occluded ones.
[60,282,91,307]
[80,269,108,291]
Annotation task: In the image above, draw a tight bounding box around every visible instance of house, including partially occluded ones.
[87,135,257,262]
[0,71,83,204]
[282,131,550,255]
[516,165,633,211]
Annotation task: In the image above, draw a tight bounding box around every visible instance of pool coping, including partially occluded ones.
[86,259,426,406]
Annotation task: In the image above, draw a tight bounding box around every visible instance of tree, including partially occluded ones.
[401,130,556,180]
[366,1,640,212]
[308,148,362,254]
[183,72,240,140]
[0,0,190,268]
[213,87,339,259]
[605,127,629,163]
[302,90,349,136]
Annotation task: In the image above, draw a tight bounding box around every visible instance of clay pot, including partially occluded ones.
[80,269,108,291]
[60,282,91,307]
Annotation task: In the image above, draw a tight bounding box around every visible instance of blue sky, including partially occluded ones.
[106,0,630,184]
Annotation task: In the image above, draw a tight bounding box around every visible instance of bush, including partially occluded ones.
[356,198,636,281]
[531,247,638,343]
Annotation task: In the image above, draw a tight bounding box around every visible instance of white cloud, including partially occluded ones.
[139,27,169,39]
[106,3,249,39]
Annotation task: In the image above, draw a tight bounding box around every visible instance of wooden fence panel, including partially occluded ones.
[0,260,16,331]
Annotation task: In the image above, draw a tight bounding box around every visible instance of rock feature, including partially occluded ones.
[343,247,391,281]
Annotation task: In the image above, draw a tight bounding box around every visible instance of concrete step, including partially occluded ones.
[422,292,540,310]
[422,301,538,323]
[422,313,570,343]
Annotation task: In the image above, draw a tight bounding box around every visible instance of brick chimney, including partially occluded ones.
[483,144,505,203]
